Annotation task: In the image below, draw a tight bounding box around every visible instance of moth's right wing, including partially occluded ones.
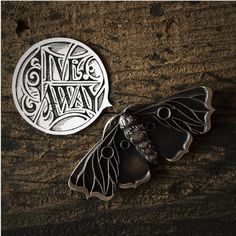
[125,86,214,162]
[68,116,150,201]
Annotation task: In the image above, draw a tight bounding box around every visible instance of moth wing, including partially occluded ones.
[134,86,214,134]
[134,114,192,162]
[68,116,121,201]
[127,86,214,161]
[69,116,150,201]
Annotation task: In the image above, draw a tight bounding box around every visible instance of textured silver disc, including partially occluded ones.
[12,38,111,135]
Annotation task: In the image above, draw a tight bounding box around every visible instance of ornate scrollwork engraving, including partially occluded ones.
[13,38,111,135]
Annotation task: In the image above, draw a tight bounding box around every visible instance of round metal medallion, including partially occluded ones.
[12,38,111,135]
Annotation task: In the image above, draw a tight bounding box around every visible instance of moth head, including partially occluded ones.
[119,114,135,129]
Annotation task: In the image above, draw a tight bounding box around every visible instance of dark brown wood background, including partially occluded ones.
[2,1,236,235]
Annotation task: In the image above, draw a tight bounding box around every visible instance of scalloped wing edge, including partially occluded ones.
[166,132,193,162]
[118,171,151,189]
[202,86,215,133]
[68,178,115,201]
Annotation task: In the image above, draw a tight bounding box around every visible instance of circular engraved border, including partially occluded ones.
[12,37,111,135]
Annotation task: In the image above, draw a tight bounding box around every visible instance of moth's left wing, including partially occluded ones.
[68,116,121,201]
[69,116,150,201]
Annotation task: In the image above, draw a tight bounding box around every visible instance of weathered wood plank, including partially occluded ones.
[2,1,236,235]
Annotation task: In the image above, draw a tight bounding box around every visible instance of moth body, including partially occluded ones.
[69,86,214,201]
[119,114,158,164]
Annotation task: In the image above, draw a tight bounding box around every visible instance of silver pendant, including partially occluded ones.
[68,86,215,201]
[12,38,111,135]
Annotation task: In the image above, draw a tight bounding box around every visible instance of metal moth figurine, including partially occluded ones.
[68,86,215,201]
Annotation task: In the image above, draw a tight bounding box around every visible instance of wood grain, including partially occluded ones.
[2,2,236,235]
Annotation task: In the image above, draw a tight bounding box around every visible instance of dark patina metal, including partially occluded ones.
[68,86,215,201]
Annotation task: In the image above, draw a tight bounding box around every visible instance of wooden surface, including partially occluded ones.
[2,1,236,235]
